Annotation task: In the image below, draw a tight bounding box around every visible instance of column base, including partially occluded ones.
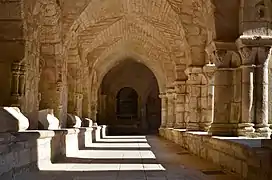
[209,123,237,136]
[186,122,200,131]
[166,123,174,128]
[174,123,186,129]
[255,124,271,138]
[237,123,255,137]
[160,124,167,128]
[199,122,212,132]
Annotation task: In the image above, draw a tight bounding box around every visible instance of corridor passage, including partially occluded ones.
[15,136,241,180]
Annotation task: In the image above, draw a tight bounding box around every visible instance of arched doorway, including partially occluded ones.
[97,59,161,135]
[116,87,138,120]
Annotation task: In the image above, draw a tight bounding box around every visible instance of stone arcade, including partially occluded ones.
[0,0,272,180]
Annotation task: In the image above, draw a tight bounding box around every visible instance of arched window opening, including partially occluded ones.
[116,87,138,119]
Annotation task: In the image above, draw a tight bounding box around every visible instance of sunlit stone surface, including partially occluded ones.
[0,0,271,180]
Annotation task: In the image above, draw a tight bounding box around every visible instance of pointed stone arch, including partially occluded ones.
[85,34,176,86]
[64,0,191,69]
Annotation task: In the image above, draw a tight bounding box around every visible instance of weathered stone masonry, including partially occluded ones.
[0,0,271,179]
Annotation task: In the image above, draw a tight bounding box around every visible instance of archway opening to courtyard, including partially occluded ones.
[97,59,161,135]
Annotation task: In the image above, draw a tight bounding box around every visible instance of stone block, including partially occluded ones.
[82,118,93,127]
[67,114,82,128]
[38,109,60,130]
[0,107,29,132]
[92,126,102,142]
[101,125,107,138]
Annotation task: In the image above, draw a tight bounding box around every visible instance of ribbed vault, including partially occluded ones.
[64,0,194,91]
[62,0,214,108]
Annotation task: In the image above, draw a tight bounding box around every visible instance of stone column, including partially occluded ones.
[174,81,186,129]
[18,64,26,98]
[237,46,256,136]
[203,64,216,131]
[159,93,168,128]
[185,67,203,131]
[75,93,83,117]
[209,67,235,136]
[255,47,271,137]
[10,62,21,107]
[55,80,63,121]
[11,63,26,108]
[166,88,175,128]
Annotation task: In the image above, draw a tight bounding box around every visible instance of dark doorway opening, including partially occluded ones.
[98,59,161,135]
[116,87,138,120]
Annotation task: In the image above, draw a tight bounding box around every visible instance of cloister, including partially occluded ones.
[0,0,272,179]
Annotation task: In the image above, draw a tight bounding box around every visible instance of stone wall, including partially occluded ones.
[160,128,272,180]
[0,127,96,179]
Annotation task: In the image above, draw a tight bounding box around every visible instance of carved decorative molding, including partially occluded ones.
[236,37,272,65]
[206,41,241,68]
[203,63,216,81]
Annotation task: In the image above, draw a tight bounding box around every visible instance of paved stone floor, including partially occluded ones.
[15,136,242,180]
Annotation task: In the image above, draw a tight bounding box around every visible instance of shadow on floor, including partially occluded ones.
[14,134,242,180]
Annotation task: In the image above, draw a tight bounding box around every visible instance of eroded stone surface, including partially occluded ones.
[0,107,29,132]
[38,109,60,130]
[0,1,272,179]
[67,114,82,128]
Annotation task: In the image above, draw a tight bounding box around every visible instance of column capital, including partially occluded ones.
[236,37,272,65]
[166,87,175,99]
[184,66,203,76]
[11,62,21,75]
[173,80,186,94]
[206,41,241,68]
[203,63,216,81]
[159,93,167,99]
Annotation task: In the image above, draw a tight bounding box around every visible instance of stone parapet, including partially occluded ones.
[67,114,82,128]
[38,109,60,130]
[159,128,272,180]
[0,125,106,179]
[0,107,29,132]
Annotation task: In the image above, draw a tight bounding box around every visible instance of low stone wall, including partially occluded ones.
[159,128,272,180]
[0,127,100,179]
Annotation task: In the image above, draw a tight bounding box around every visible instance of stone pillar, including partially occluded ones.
[174,81,186,129]
[237,46,256,136]
[203,64,216,131]
[75,93,83,117]
[18,64,26,99]
[11,63,26,108]
[91,101,98,122]
[166,88,175,128]
[185,67,203,131]
[210,67,235,136]
[55,80,63,121]
[237,37,272,137]
[159,93,168,128]
[255,47,271,137]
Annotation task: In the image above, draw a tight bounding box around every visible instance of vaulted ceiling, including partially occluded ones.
[63,0,214,89]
